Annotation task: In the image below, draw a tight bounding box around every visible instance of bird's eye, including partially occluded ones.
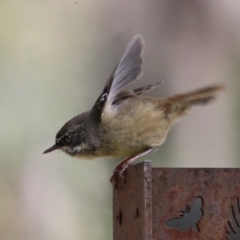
[65,135,71,142]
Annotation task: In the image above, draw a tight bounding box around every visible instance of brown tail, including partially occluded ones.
[163,84,224,120]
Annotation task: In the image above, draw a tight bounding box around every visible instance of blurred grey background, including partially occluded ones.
[1,0,239,239]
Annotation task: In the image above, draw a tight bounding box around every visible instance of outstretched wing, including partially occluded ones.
[91,35,144,122]
[133,81,163,95]
[107,35,144,103]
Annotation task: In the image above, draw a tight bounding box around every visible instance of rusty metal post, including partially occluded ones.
[113,161,240,240]
[113,161,152,240]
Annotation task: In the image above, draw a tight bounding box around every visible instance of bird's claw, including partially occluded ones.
[110,167,126,186]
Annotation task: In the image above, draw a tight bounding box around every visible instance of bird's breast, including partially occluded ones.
[100,97,171,157]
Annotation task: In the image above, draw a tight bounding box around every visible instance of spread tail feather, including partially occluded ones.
[163,84,224,120]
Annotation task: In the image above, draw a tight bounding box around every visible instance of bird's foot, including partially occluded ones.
[110,161,129,186]
[109,148,155,187]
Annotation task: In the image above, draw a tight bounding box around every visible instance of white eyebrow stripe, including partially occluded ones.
[56,132,70,143]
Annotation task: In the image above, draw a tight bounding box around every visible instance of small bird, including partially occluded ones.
[43,35,224,184]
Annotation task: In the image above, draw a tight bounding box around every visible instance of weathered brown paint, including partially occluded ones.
[113,162,240,240]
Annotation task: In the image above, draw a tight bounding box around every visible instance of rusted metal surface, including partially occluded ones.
[113,163,240,240]
[113,160,152,240]
[153,168,240,240]
[227,197,240,239]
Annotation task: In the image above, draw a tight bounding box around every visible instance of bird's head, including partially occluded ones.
[43,113,90,156]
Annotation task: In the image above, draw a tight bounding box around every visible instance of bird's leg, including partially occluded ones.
[110,148,155,185]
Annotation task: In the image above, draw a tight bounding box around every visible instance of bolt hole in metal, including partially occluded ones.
[117,211,123,225]
[134,207,140,219]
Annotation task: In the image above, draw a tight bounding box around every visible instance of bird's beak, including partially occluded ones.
[43,144,60,154]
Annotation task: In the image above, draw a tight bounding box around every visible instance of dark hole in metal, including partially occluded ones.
[227,198,240,239]
[134,207,140,219]
[117,211,123,225]
[165,196,203,232]
[136,207,140,218]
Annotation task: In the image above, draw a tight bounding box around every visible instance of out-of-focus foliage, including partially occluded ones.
[0,0,239,239]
